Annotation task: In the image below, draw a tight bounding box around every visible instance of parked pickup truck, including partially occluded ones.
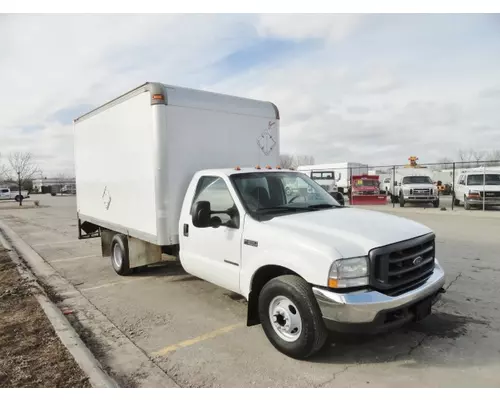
[397,175,439,208]
[0,187,30,202]
[74,82,446,359]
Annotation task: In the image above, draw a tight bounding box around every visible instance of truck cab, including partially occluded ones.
[178,167,445,359]
[397,175,439,208]
[296,167,344,206]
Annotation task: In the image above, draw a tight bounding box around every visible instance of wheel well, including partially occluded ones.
[246,265,297,327]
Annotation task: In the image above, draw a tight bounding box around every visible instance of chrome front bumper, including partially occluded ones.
[312,261,445,326]
[404,196,438,202]
[467,198,500,206]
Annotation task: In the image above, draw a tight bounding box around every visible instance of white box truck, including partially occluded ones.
[298,162,368,195]
[74,82,445,359]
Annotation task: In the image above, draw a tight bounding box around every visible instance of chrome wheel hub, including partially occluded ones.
[268,295,302,342]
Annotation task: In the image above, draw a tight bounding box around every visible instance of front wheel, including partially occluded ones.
[14,195,24,202]
[258,275,327,359]
[433,199,440,208]
[399,194,405,207]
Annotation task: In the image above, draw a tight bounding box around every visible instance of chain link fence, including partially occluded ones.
[299,159,500,211]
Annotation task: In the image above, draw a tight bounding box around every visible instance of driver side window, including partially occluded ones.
[193,176,238,226]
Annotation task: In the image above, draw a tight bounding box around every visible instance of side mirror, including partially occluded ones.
[192,201,211,228]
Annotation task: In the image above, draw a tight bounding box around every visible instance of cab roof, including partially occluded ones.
[196,167,298,177]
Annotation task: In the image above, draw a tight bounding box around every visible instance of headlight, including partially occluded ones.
[328,257,369,289]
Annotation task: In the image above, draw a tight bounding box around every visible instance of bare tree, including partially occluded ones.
[434,157,453,170]
[279,154,296,169]
[458,149,473,162]
[0,153,9,182]
[486,149,500,166]
[295,155,315,167]
[7,152,39,206]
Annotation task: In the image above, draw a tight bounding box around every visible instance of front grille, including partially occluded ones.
[482,191,500,198]
[413,188,431,195]
[369,233,435,295]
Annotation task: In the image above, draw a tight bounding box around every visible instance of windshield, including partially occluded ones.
[231,172,339,217]
[467,174,500,186]
[402,176,433,184]
[310,171,334,180]
[354,179,378,187]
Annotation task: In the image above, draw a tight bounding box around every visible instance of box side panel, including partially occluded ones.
[75,92,157,240]
[158,105,279,245]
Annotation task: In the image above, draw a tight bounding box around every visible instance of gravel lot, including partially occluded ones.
[1,194,499,387]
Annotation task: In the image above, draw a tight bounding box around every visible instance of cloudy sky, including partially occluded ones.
[1,13,499,176]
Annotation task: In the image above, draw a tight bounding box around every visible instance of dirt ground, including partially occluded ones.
[0,247,90,388]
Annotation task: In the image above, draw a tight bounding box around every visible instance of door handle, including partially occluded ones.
[183,224,189,237]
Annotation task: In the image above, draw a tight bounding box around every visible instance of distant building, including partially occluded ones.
[32,177,76,194]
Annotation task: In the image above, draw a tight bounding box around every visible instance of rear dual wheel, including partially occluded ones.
[111,234,131,275]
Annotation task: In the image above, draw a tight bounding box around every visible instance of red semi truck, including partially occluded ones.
[349,175,387,205]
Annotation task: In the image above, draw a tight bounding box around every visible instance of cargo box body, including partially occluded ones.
[74,82,280,246]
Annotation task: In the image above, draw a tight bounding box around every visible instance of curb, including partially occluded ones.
[0,221,119,388]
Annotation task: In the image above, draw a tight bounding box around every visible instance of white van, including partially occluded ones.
[454,170,500,209]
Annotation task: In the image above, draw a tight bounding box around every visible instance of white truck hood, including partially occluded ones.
[263,207,432,259]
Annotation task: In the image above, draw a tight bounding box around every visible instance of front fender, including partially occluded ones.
[239,219,337,298]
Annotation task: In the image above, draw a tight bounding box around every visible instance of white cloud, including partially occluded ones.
[1,14,499,177]
[256,14,364,42]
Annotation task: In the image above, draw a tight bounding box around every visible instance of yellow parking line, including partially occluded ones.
[153,322,245,357]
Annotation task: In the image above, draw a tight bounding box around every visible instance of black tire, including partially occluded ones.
[332,192,344,206]
[399,193,405,207]
[258,275,328,359]
[390,194,397,203]
[464,196,471,210]
[433,199,440,208]
[14,195,23,202]
[110,234,131,276]
[453,197,460,206]
[51,193,56,197]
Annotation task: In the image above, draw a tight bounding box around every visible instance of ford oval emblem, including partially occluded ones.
[413,256,423,266]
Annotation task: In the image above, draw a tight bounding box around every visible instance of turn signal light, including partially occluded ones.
[234,166,241,171]
[328,278,339,288]
[152,94,164,100]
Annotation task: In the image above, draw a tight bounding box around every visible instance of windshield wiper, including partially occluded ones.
[307,203,339,210]
[255,206,306,214]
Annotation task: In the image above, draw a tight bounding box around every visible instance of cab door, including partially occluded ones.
[455,175,465,200]
[179,175,244,294]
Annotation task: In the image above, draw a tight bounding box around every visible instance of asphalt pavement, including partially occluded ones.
[1,194,499,387]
